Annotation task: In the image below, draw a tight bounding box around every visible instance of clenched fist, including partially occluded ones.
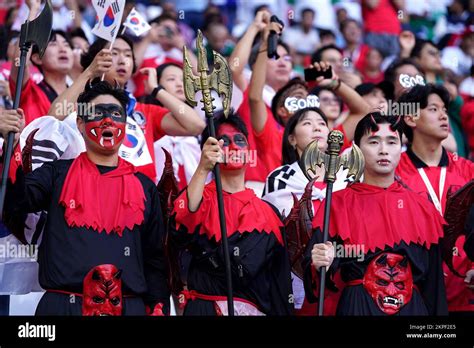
[198,137,224,173]
[311,241,335,271]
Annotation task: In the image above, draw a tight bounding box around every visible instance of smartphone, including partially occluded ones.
[304,66,333,81]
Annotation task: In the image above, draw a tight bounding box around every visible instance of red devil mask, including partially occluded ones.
[363,253,413,315]
[83,103,126,150]
[82,264,123,316]
[216,123,249,171]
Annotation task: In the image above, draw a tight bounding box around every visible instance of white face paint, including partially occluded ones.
[284,94,320,113]
[399,74,426,89]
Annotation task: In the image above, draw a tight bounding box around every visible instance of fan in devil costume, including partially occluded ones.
[304,113,448,315]
[3,81,170,315]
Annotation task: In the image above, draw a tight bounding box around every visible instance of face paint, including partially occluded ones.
[217,123,249,171]
[82,264,123,316]
[363,253,414,315]
[83,103,126,150]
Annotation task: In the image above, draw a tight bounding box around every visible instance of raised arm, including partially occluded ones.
[10,0,41,89]
[48,49,113,120]
[311,61,370,141]
[228,10,269,92]
[248,21,282,133]
[187,137,224,212]
[139,67,205,136]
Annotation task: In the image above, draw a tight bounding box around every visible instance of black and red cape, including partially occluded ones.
[169,181,293,315]
[303,181,448,315]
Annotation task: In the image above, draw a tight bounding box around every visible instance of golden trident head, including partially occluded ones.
[299,130,365,184]
[182,30,233,117]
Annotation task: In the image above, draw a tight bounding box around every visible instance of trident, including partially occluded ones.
[183,30,234,315]
[0,0,53,220]
[299,130,365,316]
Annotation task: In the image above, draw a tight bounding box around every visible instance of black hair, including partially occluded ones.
[150,13,177,25]
[282,107,328,165]
[311,44,341,64]
[31,30,72,71]
[410,39,438,59]
[200,110,248,149]
[384,58,423,85]
[69,28,88,43]
[249,39,290,67]
[353,112,404,146]
[156,62,183,82]
[318,29,336,40]
[271,77,308,123]
[301,8,315,17]
[203,19,227,34]
[254,4,270,16]
[31,30,72,56]
[80,35,137,73]
[77,80,129,118]
[397,83,450,142]
[339,18,360,33]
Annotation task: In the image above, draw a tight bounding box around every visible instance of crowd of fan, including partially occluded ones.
[0,0,472,186]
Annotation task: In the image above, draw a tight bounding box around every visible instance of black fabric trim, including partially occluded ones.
[406,146,449,168]
[37,80,60,103]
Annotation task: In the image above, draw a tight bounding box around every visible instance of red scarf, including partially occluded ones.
[312,181,445,252]
[59,152,145,236]
[174,181,284,245]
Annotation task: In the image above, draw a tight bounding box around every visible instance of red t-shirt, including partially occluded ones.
[361,70,385,84]
[396,147,474,312]
[344,44,371,74]
[362,0,402,35]
[10,78,54,126]
[133,102,168,181]
[253,113,284,176]
[237,87,281,182]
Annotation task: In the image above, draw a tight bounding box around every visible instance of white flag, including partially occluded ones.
[123,7,151,37]
[92,0,126,43]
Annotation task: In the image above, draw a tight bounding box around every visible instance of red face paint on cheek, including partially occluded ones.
[85,118,126,150]
[217,124,249,171]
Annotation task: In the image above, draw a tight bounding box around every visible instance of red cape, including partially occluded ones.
[59,152,145,236]
[312,181,445,252]
[174,181,284,245]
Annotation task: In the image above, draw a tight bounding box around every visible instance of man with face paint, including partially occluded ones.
[3,82,170,316]
[168,112,293,316]
[304,113,448,315]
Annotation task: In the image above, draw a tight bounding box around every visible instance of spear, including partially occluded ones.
[0,0,53,220]
[299,131,364,316]
[182,30,234,315]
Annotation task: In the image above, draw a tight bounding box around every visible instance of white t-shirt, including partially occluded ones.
[441,46,473,76]
[282,26,320,55]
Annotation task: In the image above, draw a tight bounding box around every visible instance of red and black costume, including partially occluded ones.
[396,147,474,313]
[303,181,448,315]
[5,152,170,315]
[169,182,293,315]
